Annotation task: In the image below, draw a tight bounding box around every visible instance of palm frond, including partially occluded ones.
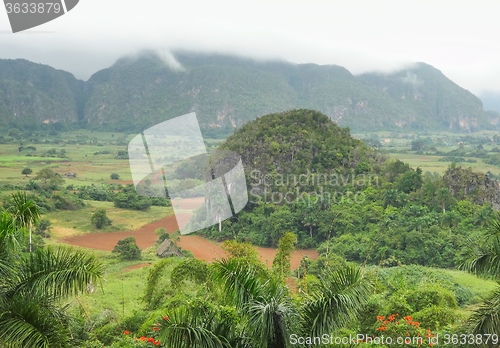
[0,293,70,348]
[467,283,500,335]
[158,305,231,348]
[0,211,24,282]
[12,246,105,299]
[247,286,299,348]
[9,192,40,229]
[211,258,269,309]
[301,264,373,337]
[457,213,500,278]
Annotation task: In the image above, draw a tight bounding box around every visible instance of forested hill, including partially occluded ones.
[199,109,499,271]
[0,59,84,126]
[0,52,498,133]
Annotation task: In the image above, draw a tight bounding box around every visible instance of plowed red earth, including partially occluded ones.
[60,211,318,266]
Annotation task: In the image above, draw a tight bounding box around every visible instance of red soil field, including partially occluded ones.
[60,198,318,266]
[59,213,187,250]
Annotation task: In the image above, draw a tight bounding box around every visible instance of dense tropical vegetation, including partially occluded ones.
[1,109,500,347]
[0,194,105,347]
[196,110,497,272]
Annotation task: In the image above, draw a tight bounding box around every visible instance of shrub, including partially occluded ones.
[181,249,194,258]
[154,227,169,244]
[412,305,459,331]
[22,167,33,177]
[51,192,85,210]
[112,237,141,260]
[110,173,120,180]
[114,192,151,211]
[370,314,436,347]
[91,208,112,229]
[35,219,52,238]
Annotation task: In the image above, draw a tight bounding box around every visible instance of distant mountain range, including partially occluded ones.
[1,51,499,134]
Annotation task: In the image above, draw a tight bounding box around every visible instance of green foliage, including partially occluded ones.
[220,240,261,265]
[34,219,52,238]
[154,227,167,236]
[210,258,372,347]
[142,258,174,308]
[0,219,105,348]
[156,300,241,348]
[51,192,85,210]
[91,208,112,229]
[112,237,141,260]
[170,258,209,289]
[22,167,32,176]
[116,150,129,159]
[412,305,459,331]
[272,232,297,280]
[355,161,370,174]
[114,187,152,210]
[154,227,169,244]
[74,184,169,208]
[34,168,65,189]
[396,167,423,193]
[110,173,120,180]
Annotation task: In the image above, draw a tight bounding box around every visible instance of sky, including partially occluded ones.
[1,0,500,97]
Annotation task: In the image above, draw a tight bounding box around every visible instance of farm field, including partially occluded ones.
[353,130,500,176]
[0,129,317,272]
[58,199,318,267]
[2,126,500,346]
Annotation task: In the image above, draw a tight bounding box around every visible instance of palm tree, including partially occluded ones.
[302,214,317,238]
[436,188,451,213]
[383,189,398,207]
[211,258,299,348]
[440,211,461,235]
[301,265,372,337]
[0,211,22,280]
[457,211,500,335]
[157,258,372,348]
[0,211,105,348]
[474,204,493,227]
[9,192,41,252]
[148,300,243,348]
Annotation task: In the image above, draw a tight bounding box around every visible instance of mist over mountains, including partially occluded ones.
[1,51,499,134]
[479,91,500,114]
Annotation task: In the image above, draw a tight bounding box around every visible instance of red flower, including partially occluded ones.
[124,331,129,335]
